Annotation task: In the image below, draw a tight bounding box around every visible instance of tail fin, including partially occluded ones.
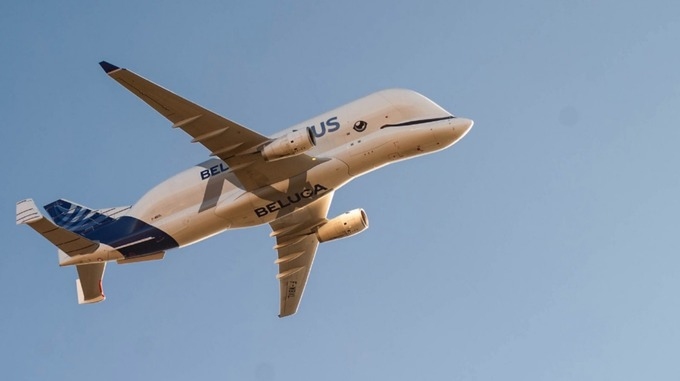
[44,199,117,235]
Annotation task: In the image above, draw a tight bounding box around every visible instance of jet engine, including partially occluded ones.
[261,128,316,162]
[316,209,369,243]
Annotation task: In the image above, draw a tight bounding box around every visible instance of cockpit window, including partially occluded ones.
[380,115,455,129]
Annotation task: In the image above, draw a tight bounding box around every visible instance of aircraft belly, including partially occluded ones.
[393,131,439,158]
[58,244,125,266]
[168,209,232,247]
[215,158,350,228]
[333,134,401,176]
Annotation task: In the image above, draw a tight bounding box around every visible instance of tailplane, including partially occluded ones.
[76,263,106,304]
[17,199,118,304]
[17,199,100,256]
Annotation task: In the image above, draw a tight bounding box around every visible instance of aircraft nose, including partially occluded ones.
[429,116,474,149]
[455,117,474,131]
[451,117,473,141]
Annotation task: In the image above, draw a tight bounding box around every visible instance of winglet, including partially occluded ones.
[99,61,120,74]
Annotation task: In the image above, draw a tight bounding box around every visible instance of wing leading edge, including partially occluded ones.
[99,61,319,191]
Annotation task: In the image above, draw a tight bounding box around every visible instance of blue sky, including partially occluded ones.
[2,1,680,379]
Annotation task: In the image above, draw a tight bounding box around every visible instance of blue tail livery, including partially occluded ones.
[44,199,117,235]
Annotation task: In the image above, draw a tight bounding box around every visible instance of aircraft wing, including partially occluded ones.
[99,61,318,191]
[270,192,334,317]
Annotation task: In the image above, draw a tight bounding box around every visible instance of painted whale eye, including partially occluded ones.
[353,120,367,132]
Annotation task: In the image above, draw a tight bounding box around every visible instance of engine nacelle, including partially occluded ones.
[261,127,316,162]
[316,209,369,243]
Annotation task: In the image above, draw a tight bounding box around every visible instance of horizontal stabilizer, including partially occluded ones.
[17,199,100,256]
[76,263,106,304]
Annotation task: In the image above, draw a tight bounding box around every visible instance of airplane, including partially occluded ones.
[16,61,473,317]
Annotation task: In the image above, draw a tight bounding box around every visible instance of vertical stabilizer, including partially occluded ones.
[44,199,117,235]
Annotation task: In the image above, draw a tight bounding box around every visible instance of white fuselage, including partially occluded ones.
[127,89,472,248]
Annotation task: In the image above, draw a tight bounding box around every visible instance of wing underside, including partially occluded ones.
[99,61,318,191]
[270,192,334,317]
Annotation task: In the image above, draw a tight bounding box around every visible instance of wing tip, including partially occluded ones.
[99,61,120,74]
